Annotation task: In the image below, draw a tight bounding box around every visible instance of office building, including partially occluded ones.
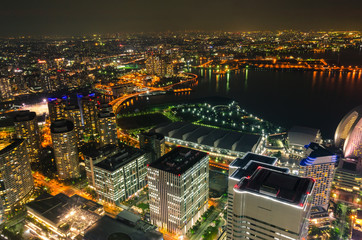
[83,144,120,187]
[0,139,34,220]
[229,166,314,240]
[335,105,362,158]
[13,111,41,162]
[139,132,165,163]
[64,104,83,144]
[148,147,209,236]
[227,153,283,239]
[98,110,118,146]
[51,119,80,180]
[299,142,336,210]
[48,98,65,122]
[93,146,147,204]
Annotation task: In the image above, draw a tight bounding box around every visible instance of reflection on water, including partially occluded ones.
[122,68,362,138]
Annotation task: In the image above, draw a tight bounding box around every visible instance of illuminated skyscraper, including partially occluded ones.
[98,110,117,146]
[80,95,99,139]
[64,104,83,144]
[47,98,65,122]
[229,167,314,240]
[13,111,41,162]
[227,153,280,239]
[0,139,34,221]
[299,142,336,210]
[139,132,165,163]
[148,147,209,236]
[51,119,80,180]
[93,145,147,204]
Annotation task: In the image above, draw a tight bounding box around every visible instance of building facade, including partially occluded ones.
[93,146,147,204]
[229,167,314,240]
[98,110,118,146]
[83,144,120,187]
[64,104,83,144]
[48,98,65,122]
[0,139,34,221]
[139,132,165,163]
[13,111,41,162]
[80,95,99,139]
[299,142,336,210]
[148,147,209,236]
[51,119,80,180]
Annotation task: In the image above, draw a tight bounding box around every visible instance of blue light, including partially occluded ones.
[48,97,57,102]
[88,93,95,97]
[62,96,68,100]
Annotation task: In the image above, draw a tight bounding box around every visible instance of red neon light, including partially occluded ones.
[299,203,304,207]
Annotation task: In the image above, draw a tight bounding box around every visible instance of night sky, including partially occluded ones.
[1,0,362,36]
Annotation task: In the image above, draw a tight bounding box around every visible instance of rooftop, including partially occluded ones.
[82,144,119,158]
[84,216,163,240]
[149,147,208,175]
[230,152,277,169]
[288,125,320,146]
[13,110,36,122]
[300,142,337,166]
[231,160,289,182]
[50,119,74,133]
[140,131,165,141]
[235,168,314,206]
[0,139,24,156]
[94,145,144,172]
[152,122,261,153]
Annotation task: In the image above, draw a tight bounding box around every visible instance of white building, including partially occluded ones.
[93,146,147,204]
[148,147,209,236]
[227,153,314,240]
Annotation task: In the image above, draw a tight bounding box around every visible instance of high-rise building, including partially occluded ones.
[64,104,83,144]
[83,144,119,187]
[98,110,117,146]
[93,145,147,204]
[229,166,314,240]
[51,119,80,180]
[145,54,174,77]
[148,147,209,236]
[48,98,65,122]
[333,158,362,203]
[0,78,12,101]
[139,132,165,163]
[80,95,99,139]
[227,153,282,239]
[299,142,336,210]
[13,111,41,162]
[0,139,34,221]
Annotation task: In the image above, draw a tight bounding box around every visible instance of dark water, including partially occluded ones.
[125,67,362,139]
[191,68,362,139]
